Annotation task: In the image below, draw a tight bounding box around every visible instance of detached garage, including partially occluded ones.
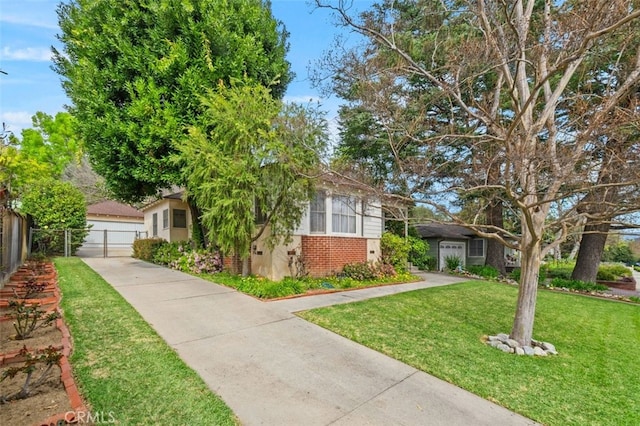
[78,201,145,257]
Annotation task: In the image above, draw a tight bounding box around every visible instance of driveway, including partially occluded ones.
[82,257,538,425]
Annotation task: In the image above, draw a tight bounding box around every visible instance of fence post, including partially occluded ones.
[103,229,108,258]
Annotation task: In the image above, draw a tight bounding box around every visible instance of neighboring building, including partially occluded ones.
[415,223,520,271]
[80,200,145,257]
[141,174,407,280]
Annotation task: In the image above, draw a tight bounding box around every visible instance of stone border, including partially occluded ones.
[485,333,558,356]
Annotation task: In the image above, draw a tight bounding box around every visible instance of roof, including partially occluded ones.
[87,200,143,219]
[415,223,478,240]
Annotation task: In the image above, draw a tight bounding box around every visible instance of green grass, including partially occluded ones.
[54,258,238,425]
[198,271,419,299]
[299,281,640,426]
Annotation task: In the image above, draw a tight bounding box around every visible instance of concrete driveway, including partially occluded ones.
[82,257,538,426]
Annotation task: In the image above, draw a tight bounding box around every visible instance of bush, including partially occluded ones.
[132,238,166,261]
[342,262,378,280]
[444,255,462,271]
[152,241,185,265]
[341,261,396,281]
[20,180,88,255]
[424,256,437,271]
[510,266,547,284]
[549,278,608,292]
[407,236,430,270]
[467,265,499,279]
[380,232,410,273]
[172,250,223,274]
[597,264,632,280]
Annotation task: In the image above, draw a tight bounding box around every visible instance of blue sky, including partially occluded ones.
[0,0,372,136]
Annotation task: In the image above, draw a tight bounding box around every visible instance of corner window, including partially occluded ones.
[310,191,326,233]
[332,195,356,234]
[173,209,187,229]
[162,209,169,229]
[469,238,484,257]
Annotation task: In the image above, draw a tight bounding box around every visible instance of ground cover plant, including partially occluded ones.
[54,258,237,425]
[199,264,417,299]
[299,281,640,425]
[134,239,419,299]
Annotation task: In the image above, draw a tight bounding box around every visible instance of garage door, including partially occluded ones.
[439,241,466,271]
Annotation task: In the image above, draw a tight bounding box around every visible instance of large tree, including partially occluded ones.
[53,0,292,203]
[178,82,327,275]
[318,0,640,345]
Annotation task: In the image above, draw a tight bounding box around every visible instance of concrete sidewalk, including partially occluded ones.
[82,257,538,426]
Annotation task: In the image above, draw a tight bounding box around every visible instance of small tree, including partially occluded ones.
[380,232,410,272]
[178,82,327,275]
[20,180,88,255]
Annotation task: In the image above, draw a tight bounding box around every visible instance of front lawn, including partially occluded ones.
[54,258,238,425]
[299,281,640,425]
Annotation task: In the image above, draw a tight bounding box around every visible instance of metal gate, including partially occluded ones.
[29,228,148,258]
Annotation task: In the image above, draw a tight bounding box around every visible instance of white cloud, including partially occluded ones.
[1,46,52,62]
[1,111,34,134]
[0,14,59,30]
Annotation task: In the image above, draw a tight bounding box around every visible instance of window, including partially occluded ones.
[469,238,484,257]
[173,209,187,228]
[152,213,158,237]
[310,191,326,233]
[332,195,356,234]
[162,209,169,229]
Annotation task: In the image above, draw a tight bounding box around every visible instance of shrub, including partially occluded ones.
[132,238,166,261]
[380,232,410,272]
[341,261,397,281]
[597,263,632,280]
[509,266,548,283]
[152,241,185,265]
[424,256,437,271]
[407,236,430,270]
[444,255,462,271]
[550,278,608,292]
[20,180,88,255]
[172,250,223,274]
[342,262,378,281]
[467,265,499,279]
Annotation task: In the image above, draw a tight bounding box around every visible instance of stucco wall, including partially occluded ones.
[143,199,191,242]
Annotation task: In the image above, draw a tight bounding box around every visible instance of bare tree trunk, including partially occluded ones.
[571,221,610,282]
[510,200,545,346]
[485,200,507,276]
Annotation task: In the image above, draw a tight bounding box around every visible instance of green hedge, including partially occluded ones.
[132,238,166,261]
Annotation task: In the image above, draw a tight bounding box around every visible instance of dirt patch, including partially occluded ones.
[0,364,73,425]
[0,320,63,355]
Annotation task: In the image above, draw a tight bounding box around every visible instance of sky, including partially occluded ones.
[0,0,373,137]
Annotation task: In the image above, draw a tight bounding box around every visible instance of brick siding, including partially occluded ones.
[301,235,367,277]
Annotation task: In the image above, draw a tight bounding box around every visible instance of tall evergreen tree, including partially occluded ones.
[53,0,292,203]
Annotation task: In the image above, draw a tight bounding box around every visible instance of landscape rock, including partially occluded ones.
[485,333,558,356]
[533,346,547,356]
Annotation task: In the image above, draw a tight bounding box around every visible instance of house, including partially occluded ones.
[79,200,145,257]
[141,174,406,280]
[415,223,520,271]
[140,192,191,242]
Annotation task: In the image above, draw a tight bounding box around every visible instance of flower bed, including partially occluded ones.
[0,261,87,425]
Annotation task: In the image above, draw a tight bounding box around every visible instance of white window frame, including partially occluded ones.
[332,195,356,234]
[310,190,326,233]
